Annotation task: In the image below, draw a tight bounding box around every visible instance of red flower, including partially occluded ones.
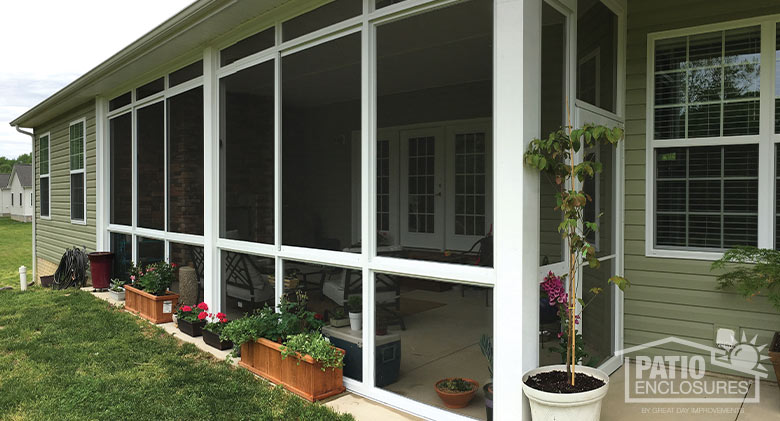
[220,318,228,323]
[181,305,192,312]
[171,263,177,268]
[216,312,226,320]
[197,311,207,320]
[314,313,323,320]
[197,302,209,311]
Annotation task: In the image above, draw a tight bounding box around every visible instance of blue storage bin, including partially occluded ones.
[322,326,401,387]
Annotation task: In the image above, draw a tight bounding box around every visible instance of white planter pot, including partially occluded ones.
[348,312,362,331]
[522,364,609,421]
[109,289,125,301]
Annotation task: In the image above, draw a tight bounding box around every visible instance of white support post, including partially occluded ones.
[96,96,107,251]
[758,22,775,250]
[203,47,221,311]
[493,1,541,420]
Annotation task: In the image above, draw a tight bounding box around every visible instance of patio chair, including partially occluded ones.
[222,251,274,310]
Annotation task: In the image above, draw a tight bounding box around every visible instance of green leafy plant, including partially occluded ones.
[347,296,361,314]
[525,121,630,386]
[280,332,344,371]
[436,378,475,393]
[330,307,346,320]
[135,261,177,296]
[711,246,780,312]
[109,279,125,292]
[479,334,493,378]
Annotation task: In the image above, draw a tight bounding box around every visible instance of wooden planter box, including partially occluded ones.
[239,338,346,402]
[124,284,179,324]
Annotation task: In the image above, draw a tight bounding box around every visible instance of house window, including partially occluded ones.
[70,120,86,222]
[655,145,758,249]
[649,22,773,255]
[19,193,22,207]
[110,113,132,225]
[654,26,761,140]
[11,194,13,206]
[136,102,165,230]
[39,134,50,218]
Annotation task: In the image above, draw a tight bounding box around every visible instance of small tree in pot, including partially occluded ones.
[523,121,629,420]
[712,246,780,392]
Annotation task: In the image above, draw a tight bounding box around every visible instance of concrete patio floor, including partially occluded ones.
[602,363,779,421]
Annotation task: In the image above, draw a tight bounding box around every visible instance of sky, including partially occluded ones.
[0,0,194,160]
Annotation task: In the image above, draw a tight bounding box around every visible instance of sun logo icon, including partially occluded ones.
[714,333,771,377]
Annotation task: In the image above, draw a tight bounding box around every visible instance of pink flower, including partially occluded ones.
[197,311,207,320]
[181,305,192,312]
[541,271,568,307]
[197,302,208,311]
[130,275,135,281]
[557,332,563,338]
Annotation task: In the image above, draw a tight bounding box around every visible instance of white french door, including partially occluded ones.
[399,127,445,249]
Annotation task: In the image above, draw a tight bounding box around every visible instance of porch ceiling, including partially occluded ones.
[10,0,290,128]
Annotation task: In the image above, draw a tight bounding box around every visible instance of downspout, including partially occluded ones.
[15,126,35,284]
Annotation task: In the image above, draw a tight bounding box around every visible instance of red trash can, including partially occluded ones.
[88,252,114,290]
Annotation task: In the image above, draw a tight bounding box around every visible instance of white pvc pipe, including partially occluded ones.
[19,266,27,291]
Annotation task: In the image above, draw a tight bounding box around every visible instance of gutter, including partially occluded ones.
[15,126,36,284]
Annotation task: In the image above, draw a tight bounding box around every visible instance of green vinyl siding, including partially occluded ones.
[625,0,780,380]
[34,102,97,265]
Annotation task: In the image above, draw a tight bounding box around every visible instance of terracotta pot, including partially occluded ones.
[124,284,179,324]
[769,332,780,395]
[239,337,346,402]
[434,378,479,408]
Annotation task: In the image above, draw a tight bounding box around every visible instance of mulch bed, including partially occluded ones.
[524,370,605,393]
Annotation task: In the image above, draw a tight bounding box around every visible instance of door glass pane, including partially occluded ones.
[282,33,361,251]
[375,0,493,264]
[583,142,615,258]
[577,0,618,113]
[368,275,492,419]
[539,3,566,266]
[110,113,132,226]
[169,243,204,305]
[222,251,275,319]
[137,102,165,230]
[110,233,133,281]
[167,87,204,235]
[407,136,435,234]
[220,61,275,244]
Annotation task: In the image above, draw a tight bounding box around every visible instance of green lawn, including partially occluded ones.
[0,217,32,288]
[0,217,354,421]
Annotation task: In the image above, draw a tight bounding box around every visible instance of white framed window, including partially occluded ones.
[646,17,778,259]
[39,132,51,219]
[69,118,87,223]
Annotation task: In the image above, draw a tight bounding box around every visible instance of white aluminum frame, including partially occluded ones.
[38,132,51,220]
[645,15,779,261]
[69,118,87,225]
[90,0,624,420]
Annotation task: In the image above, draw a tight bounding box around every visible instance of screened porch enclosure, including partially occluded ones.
[100,0,625,420]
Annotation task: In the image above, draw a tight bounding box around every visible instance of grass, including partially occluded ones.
[0,289,355,421]
[0,217,32,288]
[0,217,354,420]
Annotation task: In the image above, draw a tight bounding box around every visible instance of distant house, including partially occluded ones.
[0,173,9,216]
[3,164,32,222]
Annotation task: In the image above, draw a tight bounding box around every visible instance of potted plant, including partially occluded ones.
[347,295,362,331]
[523,123,629,420]
[328,307,349,328]
[124,262,179,324]
[712,246,780,393]
[176,302,209,337]
[479,334,493,421]
[203,312,233,350]
[222,292,344,401]
[434,378,479,409]
[109,278,125,301]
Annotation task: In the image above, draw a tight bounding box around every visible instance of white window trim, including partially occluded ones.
[69,118,87,225]
[644,15,778,260]
[39,132,51,220]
